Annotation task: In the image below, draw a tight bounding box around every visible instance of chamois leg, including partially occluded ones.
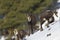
[49,17,54,24]
[49,17,54,23]
[31,24,34,34]
[46,20,49,28]
[40,20,46,31]
[40,23,43,31]
[47,21,49,28]
[47,16,54,28]
[28,24,32,35]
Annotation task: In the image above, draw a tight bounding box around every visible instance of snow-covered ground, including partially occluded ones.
[26,0,60,40]
[26,20,60,40]
[58,0,60,3]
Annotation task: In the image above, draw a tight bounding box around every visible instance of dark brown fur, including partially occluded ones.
[27,14,37,34]
[39,10,58,31]
[17,30,28,40]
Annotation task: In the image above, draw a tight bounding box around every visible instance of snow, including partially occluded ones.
[26,20,60,40]
[0,36,5,40]
[57,0,60,3]
[26,0,60,40]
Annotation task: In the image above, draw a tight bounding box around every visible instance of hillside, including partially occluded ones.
[25,0,60,40]
[26,20,60,40]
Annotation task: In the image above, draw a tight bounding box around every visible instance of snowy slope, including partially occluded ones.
[26,20,60,40]
[26,0,60,40]
[58,0,60,3]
